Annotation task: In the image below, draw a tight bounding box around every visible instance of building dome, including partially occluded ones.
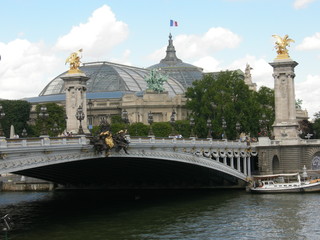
[148,33,203,89]
[39,61,185,97]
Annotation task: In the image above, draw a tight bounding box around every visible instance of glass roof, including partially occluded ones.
[39,62,185,97]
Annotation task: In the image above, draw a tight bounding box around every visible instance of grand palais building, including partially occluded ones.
[26,34,301,127]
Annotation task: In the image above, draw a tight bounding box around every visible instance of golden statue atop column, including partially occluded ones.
[272,34,295,60]
[269,34,299,141]
[65,49,83,73]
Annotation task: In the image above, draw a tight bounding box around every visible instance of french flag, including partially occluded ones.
[170,20,178,27]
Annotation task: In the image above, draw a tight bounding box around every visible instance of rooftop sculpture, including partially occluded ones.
[144,69,167,93]
[272,34,295,60]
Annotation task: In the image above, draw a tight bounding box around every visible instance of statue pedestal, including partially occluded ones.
[269,59,299,140]
[61,72,90,134]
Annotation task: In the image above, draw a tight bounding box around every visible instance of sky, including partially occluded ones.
[1,0,320,118]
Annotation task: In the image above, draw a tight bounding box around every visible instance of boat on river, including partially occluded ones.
[248,172,320,193]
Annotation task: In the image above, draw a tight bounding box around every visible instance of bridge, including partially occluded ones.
[0,136,257,189]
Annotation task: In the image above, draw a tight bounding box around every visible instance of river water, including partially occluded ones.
[0,190,319,240]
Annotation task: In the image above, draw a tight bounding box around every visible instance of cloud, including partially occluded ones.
[0,39,62,99]
[55,5,129,59]
[110,49,132,66]
[293,0,316,9]
[193,56,220,72]
[296,74,320,118]
[0,4,131,99]
[296,32,320,50]
[148,27,241,61]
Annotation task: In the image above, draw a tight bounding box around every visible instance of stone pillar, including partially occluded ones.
[223,156,227,165]
[237,157,241,172]
[247,157,251,177]
[61,72,90,134]
[269,60,299,140]
[230,157,234,169]
[243,157,247,175]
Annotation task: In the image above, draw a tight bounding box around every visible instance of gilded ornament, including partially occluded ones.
[272,34,295,60]
[65,49,83,73]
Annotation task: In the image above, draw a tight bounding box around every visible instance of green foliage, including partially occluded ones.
[253,86,275,137]
[34,103,66,137]
[185,71,275,139]
[91,126,101,136]
[152,122,172,137]
[111,115,123,124]
[0,100,31,138]
[128,122,149,137]
[174,120,191,138]
[312,111,320,138]
[110,122,126,134]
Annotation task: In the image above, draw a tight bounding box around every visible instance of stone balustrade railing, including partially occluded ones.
[0,136,248,149]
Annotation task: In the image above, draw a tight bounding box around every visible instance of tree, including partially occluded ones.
[174,120,191,138]
[0,100,31,138]
[312,111,320,138]
[254,86,275,137]
[185,71,274,139]
[32,103,66,137]
[152,122,172,137]
[128,122,149,137]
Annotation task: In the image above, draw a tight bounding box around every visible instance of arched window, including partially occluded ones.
[272,155,280,173]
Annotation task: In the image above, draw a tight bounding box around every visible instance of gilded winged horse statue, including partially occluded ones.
[65,49,83,73]
[272,34,295,59]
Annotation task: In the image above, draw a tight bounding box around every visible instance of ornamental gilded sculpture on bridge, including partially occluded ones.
[272,34,295,60]
[65,49,83,73]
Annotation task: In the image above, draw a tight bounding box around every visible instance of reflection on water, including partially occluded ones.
[0,190,319,239]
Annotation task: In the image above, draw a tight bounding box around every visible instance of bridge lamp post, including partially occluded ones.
[236,122,241,140]
[189,117,195,138]
[50,122,61,137]
[148,111,154,137]
[76,106,85,135]
[88,99,93,132]
[38,106,49,136]
[121,109,129,131]
[21,128,27,138]
[170,109,176,137]
[0,105,5,137]
[207,119,212,139]
[222,117,227,140]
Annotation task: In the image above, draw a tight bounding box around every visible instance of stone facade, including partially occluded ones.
[87,91,187,126]
[257,142,320,176]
